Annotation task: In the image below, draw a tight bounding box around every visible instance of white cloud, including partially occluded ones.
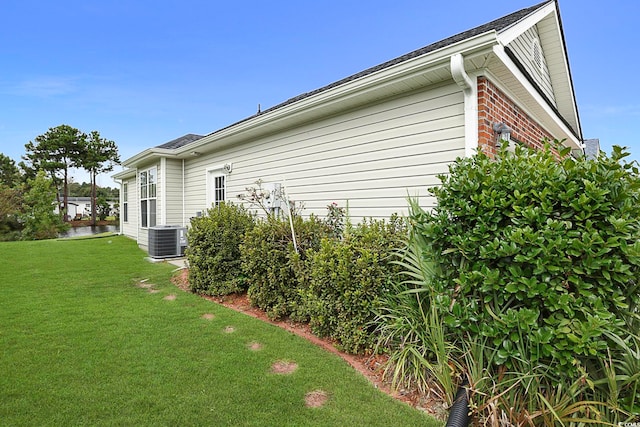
[6,76,80,97]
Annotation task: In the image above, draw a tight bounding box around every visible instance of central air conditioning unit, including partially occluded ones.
[148,225,188,258]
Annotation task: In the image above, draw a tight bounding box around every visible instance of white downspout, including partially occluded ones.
[182,159,185,227]
[160,157,167,225]
[135,167,139,244]
[451,53,478,158]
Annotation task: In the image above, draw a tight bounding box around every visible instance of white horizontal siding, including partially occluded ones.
[508,25,556,106]
[184,81,464,220]
[164,159,184,226]
[121,176,138,240]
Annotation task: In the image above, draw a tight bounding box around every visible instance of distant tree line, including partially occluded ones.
[0,124,120,241]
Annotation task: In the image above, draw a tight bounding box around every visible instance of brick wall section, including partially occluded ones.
[477,77,554,157]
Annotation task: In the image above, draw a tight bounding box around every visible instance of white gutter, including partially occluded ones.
[450,53,478,158]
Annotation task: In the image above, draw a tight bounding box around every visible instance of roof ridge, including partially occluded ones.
[190,1,554,145]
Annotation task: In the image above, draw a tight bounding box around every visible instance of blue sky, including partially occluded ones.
[1,0,638,186]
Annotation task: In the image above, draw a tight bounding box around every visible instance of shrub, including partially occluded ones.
[186,203,255,295]
[418,142,640,376]
[304,215,407,354]
[241,215,330,320]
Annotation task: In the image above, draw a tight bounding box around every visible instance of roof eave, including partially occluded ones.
[176,31,500,156]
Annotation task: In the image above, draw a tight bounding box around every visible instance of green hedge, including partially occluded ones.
[303,216,407,354]
[241,215,330,320]
[186,203,255,296]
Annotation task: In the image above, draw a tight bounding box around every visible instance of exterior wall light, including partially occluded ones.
[493,122,511,146]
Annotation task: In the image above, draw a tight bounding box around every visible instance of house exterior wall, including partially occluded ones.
[121,176,138,240]
[164,159,184,226]
[477,77,555,158]
[183,81,465,220]
[507,25,555,106]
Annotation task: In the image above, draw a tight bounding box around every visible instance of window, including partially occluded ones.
[206,167,227,208]
[123,183,128,223]
[140,167,157,228]
[214,175,226,206]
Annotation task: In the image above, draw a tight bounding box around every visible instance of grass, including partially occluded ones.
[0,236,439,426]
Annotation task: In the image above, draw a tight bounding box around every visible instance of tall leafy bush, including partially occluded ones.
[186,203,255,295]
[419,143,640,375]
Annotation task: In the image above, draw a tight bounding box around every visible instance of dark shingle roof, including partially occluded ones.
[202,1,552,138]
[162,1,552,149]
[156,133,204,149]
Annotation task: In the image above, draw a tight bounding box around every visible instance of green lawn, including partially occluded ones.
[0,236,439,426]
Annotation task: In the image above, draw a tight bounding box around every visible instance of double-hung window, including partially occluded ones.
[140,167,157,228]
[206,166,227,208]
[123,183,128,223]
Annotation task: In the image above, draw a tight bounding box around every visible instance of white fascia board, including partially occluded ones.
[491,44,581,148]
[177,32,499,156]
[121,148,177,168]
[497,1,556,45]
[112,168,136,180]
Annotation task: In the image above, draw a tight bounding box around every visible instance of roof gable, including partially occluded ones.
[118,0,581,169]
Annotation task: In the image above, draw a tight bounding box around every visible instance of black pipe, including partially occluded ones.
[445,382,471,427]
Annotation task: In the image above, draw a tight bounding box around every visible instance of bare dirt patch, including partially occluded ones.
[201,313,215,320]
[247,341,263,351]
[271,360,298,375]
[171,269,190,291]
[163,294,177,301]
[148,289,160,294]
[224,326,236,333]
[135,280,153,289]
[305,390,329,408]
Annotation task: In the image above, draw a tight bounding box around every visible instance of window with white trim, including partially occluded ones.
[123,183,129,222]
[206,167,227,208]
[140,167,157,228]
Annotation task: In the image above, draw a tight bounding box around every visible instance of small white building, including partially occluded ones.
[114,1,583,249]
[54,196,118,220]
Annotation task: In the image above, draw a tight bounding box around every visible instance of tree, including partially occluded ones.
[20,171,68,240]
[83,131,119,225]
[0,153,21,188]
[0,184,23,241]
[22,125,86,221]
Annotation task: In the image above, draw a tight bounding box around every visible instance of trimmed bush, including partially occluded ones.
[418,143,640,375]
[186,203,255,296]
[241,215,330,320]
[303,215,407,354]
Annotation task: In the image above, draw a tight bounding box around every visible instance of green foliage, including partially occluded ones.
[0,184,23,241]
[186,203,255,296]
[96,196,110,220]
[0,153,21,188]
[304,215,407,354]
[241,215,330,320]
[20,171,68,240]
[22,124,86,219]
[419,142,640,376]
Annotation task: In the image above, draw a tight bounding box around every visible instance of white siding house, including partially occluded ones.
[114,0,584,250]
